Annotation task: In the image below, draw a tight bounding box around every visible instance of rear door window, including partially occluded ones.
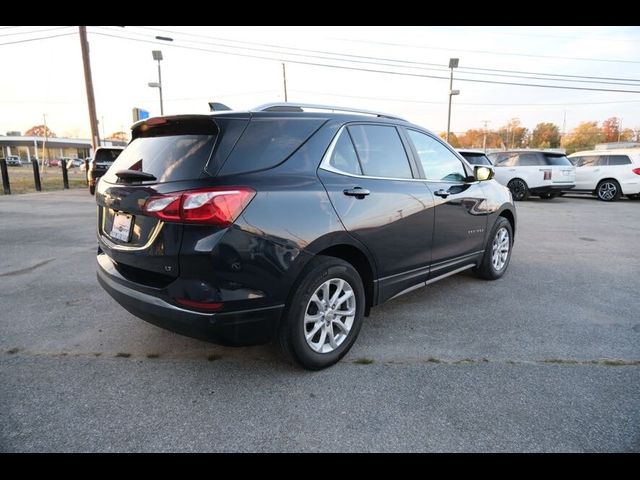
[348,125,413,179]
[329,130,362,175]
[218,118,324,176]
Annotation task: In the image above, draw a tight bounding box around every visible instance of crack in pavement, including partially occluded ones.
[0,258,54,277]
[4,349,640,366]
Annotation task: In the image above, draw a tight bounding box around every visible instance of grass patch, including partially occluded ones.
[353,357,374,365]
[425,357,442,364]
[146,353,160,359]
[0,168,87,195]
[207,353,222,362]
[93,352,102,357]
[115,352,132,358]
[6,347,20,354]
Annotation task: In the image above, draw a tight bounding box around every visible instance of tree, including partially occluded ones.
[439,131,460,147]
[561,121,603,154]
[457,129,502,149]
[24,125,56,138]
[531,122,561,148]
[105,131,129,143]
[601,117,621,143]
[497,118,528,149]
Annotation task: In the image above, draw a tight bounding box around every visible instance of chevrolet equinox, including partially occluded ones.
[96,103,516,370]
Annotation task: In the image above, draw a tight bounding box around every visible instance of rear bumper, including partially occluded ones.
[530,184,574,194]
[97,253,283,346]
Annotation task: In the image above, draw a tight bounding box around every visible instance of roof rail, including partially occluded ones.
[252,102,407,122]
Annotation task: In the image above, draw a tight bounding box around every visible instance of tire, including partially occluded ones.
[89,185,95,195]
[507,178,529,201]
[278,255,365,370]
[596,179,621,202]
[473,217,513,280]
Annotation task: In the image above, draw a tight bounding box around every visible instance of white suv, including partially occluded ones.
[568,149,640,201]
[487,150,575,201]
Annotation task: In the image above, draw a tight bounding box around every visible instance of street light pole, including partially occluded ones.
[446,58,459,144]
[151,50,164,115]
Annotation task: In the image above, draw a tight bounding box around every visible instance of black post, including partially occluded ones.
[0,158,10,195]
[32,159,42,192]
[84,159,89,185]
[61,159,69,189]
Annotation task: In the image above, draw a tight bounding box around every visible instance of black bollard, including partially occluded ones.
[0,158,10,195]
[32,159,42,192]
[61,159,69,189]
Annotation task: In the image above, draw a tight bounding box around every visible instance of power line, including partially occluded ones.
[0,26,70,38]
[338,37,640,65]
[459,65,640,84]
[289,89,640,106]
[122,26,640,86]
[0,32,75,47]
[87,31,640,94]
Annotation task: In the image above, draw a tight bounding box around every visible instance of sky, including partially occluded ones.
[1,25,639,139]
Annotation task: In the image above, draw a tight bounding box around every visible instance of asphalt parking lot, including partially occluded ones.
[1,190,639,452]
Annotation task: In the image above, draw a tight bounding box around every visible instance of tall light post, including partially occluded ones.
[149,50,164,115]
[446,58,460,144]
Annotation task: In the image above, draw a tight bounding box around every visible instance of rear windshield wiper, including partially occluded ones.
[115,170,157,182]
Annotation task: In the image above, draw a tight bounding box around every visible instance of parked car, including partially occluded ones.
[47,158,61,167]
[568,149,640,201]
[457,149,493,166]
[487,150,575,200]
[88,147,124,195]
[96,103,516,370]
[5,155,22,167]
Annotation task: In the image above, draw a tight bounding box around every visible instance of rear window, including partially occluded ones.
[607,155,631,166]
[543,154,572,166]
[218,118,324,176]
[102,134,216,183]
[95,149,122,164]
[460,152,492,165]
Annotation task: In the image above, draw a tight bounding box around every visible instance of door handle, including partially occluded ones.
[343,187,370,199]
[434,189,450,198]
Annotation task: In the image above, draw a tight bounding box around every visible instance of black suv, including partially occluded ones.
[96,103,516,369]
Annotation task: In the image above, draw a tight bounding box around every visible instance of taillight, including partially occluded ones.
[175,298,223,311]
[543,169,552,180]
[143,187,255,226]
[633,168,640,176]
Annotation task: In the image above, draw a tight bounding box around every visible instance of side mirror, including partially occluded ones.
[474,166,494,182]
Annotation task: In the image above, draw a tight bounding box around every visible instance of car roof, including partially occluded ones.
[569,148,640,157]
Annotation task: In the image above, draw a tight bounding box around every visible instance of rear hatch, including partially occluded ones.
[96,115,225,283]
[543,152,575,184]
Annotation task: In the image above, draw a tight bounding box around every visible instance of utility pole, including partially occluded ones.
[78,26,101,154]
[282,63,288,102]
[41,113,47,174]
[482,120,490,152]
[101,116,105,146]
[618,117,623,142]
